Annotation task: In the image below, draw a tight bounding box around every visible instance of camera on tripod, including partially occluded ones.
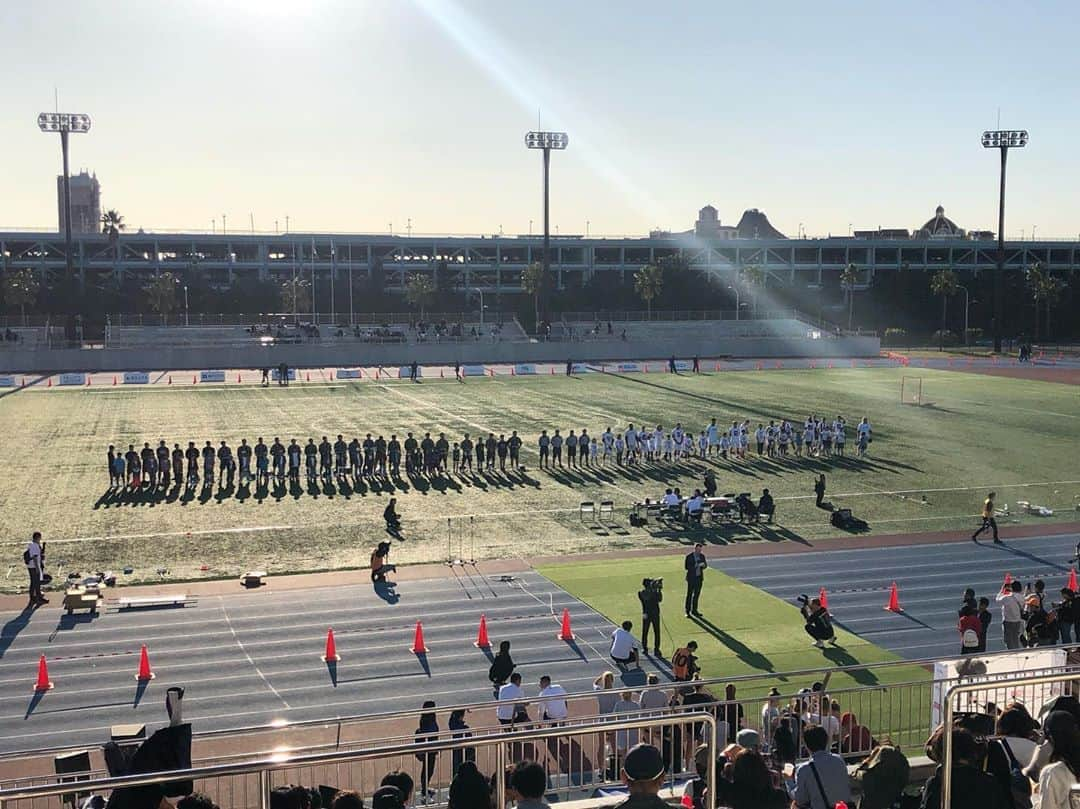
[643,578,663,592]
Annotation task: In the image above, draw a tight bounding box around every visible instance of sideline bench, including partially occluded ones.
[115,595,197,610]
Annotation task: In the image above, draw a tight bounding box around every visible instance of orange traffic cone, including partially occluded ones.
[775,360,783,369]
[818,588,829,610]
[237,373,242,383]
[34,654,53,691]
[474,614,490,649]
[135,645,155,681]
[306,372,311,382]
[884,582,902,613]
[322,628,341,662]
[167,375,172,385]
[1068,569,1078,592]
[113,375,118,385]
[410,621,428,654]
[827,361,834,369]
[511,366,516,376]
[47,377,52,387]
[192,374,197,384]
[557,609,574,641]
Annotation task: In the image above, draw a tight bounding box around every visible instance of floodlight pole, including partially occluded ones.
[526,131,568,332]
[982,129,1027,354]
[60,129,74,282]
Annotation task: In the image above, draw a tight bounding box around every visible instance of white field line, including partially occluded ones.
[219,597,291,709]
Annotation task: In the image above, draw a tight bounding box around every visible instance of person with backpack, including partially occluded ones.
[958,604,982,655]
[792,725,851,809]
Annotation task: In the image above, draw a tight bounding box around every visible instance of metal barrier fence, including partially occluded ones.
[0,714,718,809]
[942,670,1080,809]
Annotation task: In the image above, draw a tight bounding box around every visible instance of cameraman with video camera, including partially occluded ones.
[799,594,836,649]
[638,578,663,657]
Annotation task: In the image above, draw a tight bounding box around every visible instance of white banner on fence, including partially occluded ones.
[123,371,150,384]
[200,370,227,383]
[514,364,537,375]
[0,375,16,387]
[398,366,422,379]
[58,373,86,386]
[615,362,641,373]
[673,360,693,371]
[571,363,593,374]
[270,368,296,381]
[462,364,487,376]
[335,369,362,380]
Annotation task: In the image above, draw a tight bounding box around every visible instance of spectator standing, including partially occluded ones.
[613,690,642,753]
[496,672,527,726]
[637,579,663,656]
[413,701,439,803]
[959,605,982,655]
[24,532,46,608]
[761,688,781,751]
[722,683,745,744]
[997,580,1026,650]
[448,708,474,776]
[792,725,852,809]
[977,597,993,652]
[1032,711,1080,809]
[488,640,515,695]
[814,474,827,508]
[1056,589,1079,644]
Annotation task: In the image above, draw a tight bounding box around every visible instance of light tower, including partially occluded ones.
[525,130,568,322]
[981,129,1027,353]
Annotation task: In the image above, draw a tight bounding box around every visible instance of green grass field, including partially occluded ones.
[538,556,937,751]
[0,366,1077,591]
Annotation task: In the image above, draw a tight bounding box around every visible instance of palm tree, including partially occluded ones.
[101,209,126,281]
[929,268,959,351]
[1027,262,1064,340]
[521,262,549,330]
[740,264,765,317]
[839,263,861,330]
[144,272,178,324]
[280,278,311,315]
[2,268,39,325]
[405,273,436,321]
[634,264,664,319]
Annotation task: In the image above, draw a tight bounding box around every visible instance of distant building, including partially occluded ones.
[734,209,786,239]
[916,205,964,239]
[694,205,739,239]
[57,170,101,234]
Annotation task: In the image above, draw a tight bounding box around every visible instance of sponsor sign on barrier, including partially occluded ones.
[571,363,593,373]
[59,373,86,386]
[0,376,16,387]
[514,363,537,375]
[462,364,487,376]
[123,371,150,385]
[673,360,693,371]
[335,369,362,380]
[200,370,227,383]
[398,366,422,378]
[616,362,641,373]
[270,368,296,381]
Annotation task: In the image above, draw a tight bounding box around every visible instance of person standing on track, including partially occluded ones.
[997,579,1025,650]
[684,543,707,617]
[972,492,1002,544]
[24,531,47,608]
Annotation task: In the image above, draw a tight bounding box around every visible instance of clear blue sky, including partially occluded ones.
[2,0,1078,238]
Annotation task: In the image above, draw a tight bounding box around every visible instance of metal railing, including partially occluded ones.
[0,714,717,809]
[942,670,1080,809]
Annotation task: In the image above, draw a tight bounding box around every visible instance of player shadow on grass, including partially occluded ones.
[820,645,879,685]
[690,614,776,673]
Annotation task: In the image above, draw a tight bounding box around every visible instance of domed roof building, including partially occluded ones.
[917,205,965,239]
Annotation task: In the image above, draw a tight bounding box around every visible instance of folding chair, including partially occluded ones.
[598,500,615,523]
[579,501,596,522]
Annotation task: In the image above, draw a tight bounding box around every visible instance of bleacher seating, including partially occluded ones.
[562,318,825,342]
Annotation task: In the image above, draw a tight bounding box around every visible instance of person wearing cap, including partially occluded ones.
[376,772,413,808]
[613,743,668,809]
[735,728,760,752]
[370,785,404,809]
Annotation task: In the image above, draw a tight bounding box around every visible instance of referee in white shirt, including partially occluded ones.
[537,675,569,724]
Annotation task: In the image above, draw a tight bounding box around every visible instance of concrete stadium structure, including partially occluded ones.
[3,229,1079,291]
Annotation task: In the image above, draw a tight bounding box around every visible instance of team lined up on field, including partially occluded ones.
[536,416,873,469]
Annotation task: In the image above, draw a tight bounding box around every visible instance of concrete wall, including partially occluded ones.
[0,335,880,375]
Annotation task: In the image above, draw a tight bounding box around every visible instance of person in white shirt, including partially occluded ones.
[821,699,842,751]
[685,491,705,523]
[24,531,47,608]
[496,672,527,725]
[707,419,719,454]
[1031,710,1080,809]
[997,580,1026,649]
[761,688,781,750]
[661,489,680,508]
[537,675,569,723]
[613,691,641,752]
[610,620,640,669]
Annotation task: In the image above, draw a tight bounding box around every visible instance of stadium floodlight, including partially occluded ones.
[981,129,1027,353]
[524,131,569,331]
[38,112,93,321]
